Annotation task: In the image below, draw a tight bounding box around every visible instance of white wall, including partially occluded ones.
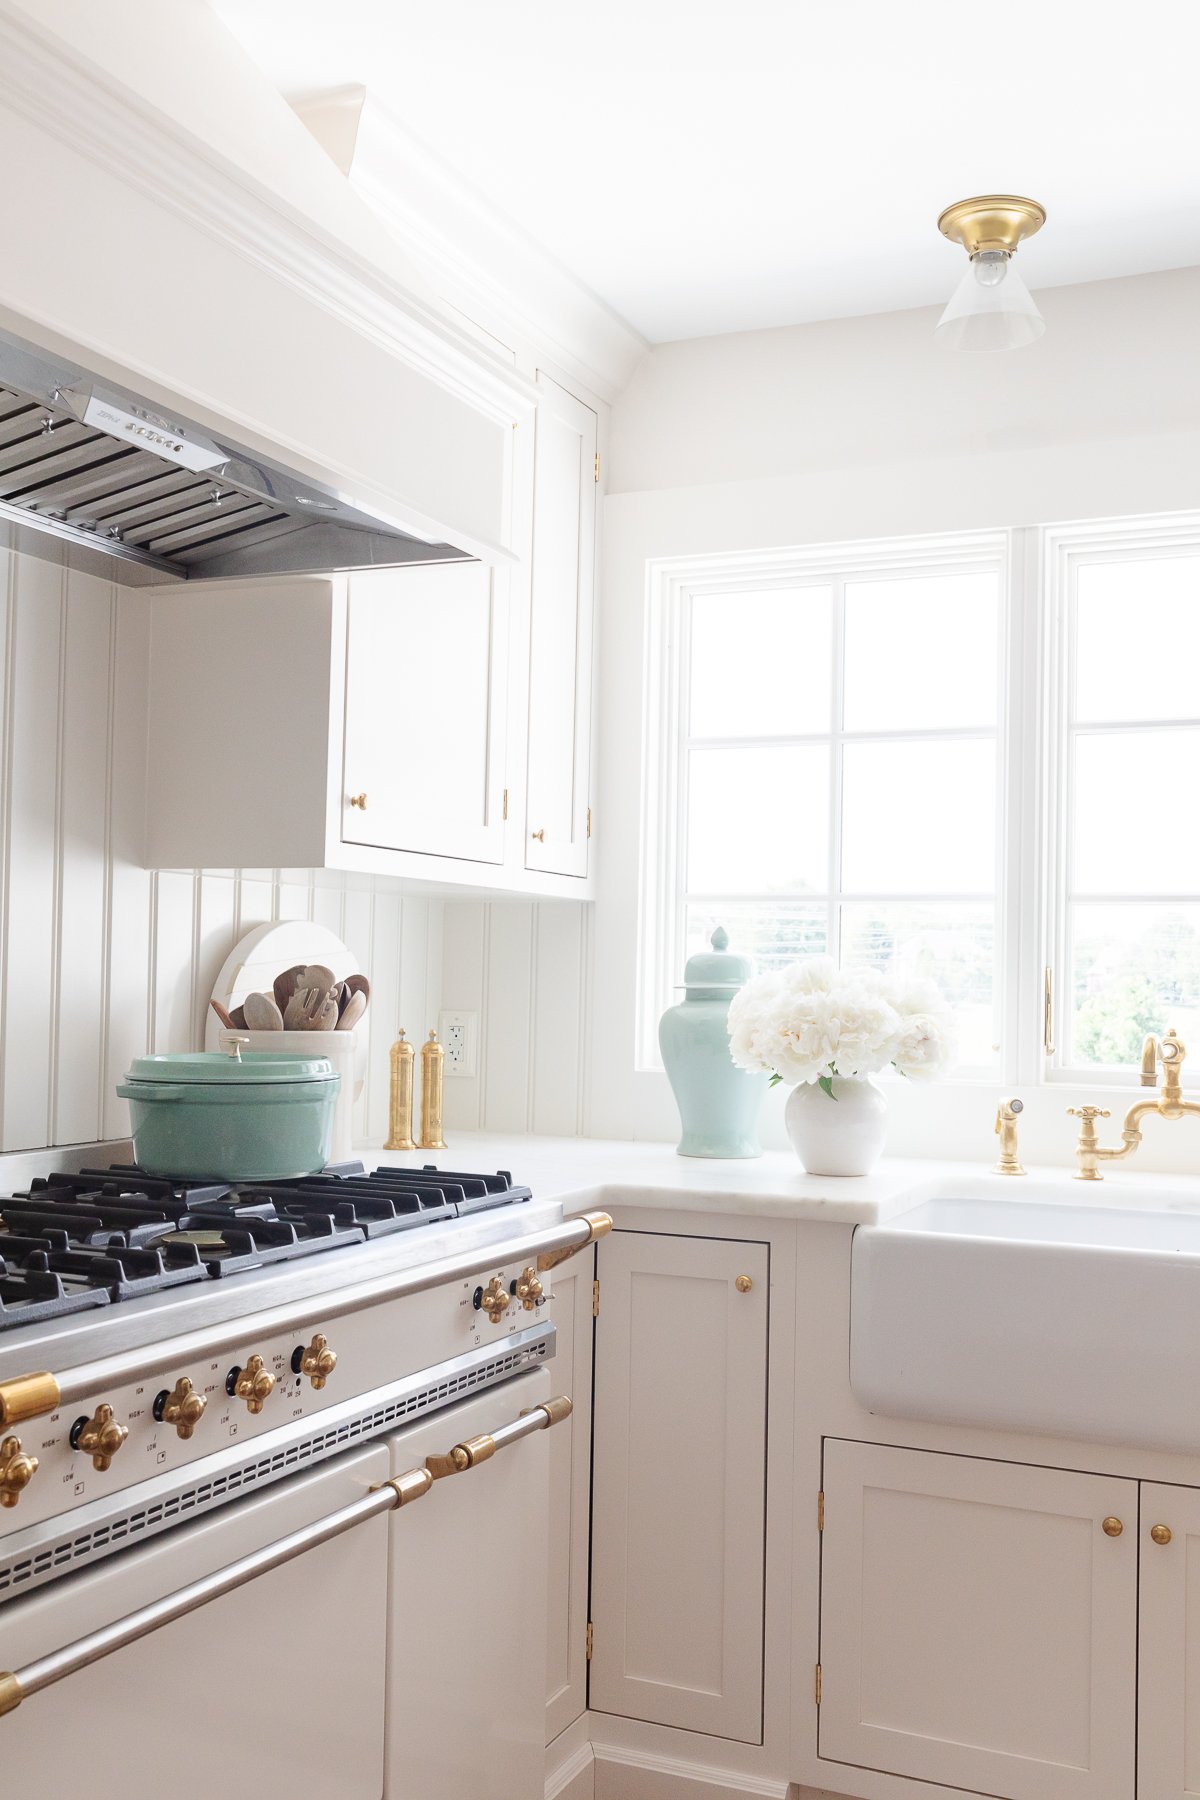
[457,266,1200,1164]
[0,534,442,1156]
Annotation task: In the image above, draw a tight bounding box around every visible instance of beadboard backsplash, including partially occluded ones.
[0,544,443,1154]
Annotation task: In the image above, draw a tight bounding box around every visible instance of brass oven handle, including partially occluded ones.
[0,1213,613,1429]
[426,1393,572,1481]
[0,1464,434,1720]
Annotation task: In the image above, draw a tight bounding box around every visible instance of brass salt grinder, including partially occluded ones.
[419,1029,447,1151]
[384,1029,415,1151]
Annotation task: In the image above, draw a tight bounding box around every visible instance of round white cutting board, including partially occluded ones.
[204,921,368,1097]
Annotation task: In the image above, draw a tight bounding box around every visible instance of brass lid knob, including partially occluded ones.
[161,1377,207,1441]
[1151,1523,1173,1545]
[0,1435,37,1507]
[513,1267,544,1311]
[75,1403,129,1472]
[1102,1516,1124,1537]
[477,1277,509,1325]
[233,1354,276,1414]
[299,1334,337,1390]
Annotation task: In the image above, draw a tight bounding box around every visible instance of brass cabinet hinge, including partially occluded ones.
[586,805,592,838]
[814,1663,822,1705]
[502,788,508,821]
[586,1621,594,1661]
[592,1277,600,1318]
[594,451,601,484]
[818,1490,824,1531]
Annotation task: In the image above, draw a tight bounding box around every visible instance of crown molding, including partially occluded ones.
[0,6,536,427]
[301,86,648,403]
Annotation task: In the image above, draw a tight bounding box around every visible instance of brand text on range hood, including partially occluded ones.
[0,328,473,580]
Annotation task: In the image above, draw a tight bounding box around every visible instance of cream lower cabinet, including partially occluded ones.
[1138,1481,1200,1800]
[818,1440,1138,1800]
[589,1230,769,1743]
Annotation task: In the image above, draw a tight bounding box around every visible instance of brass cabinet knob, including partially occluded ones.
[297,1334,338,1390]
[232,1355,276,1414]
[349,792,368,809]
[74,1403,129,1472]
[1151,1523,1173,1545]
[512,1267,544,1311]
[1102,1516,1124,1537]
[159,1377,207,1441]
[477,1277,510,1325]
[735,1274,754,1294]
[531,828,545,842]
[0,1435,37,1507]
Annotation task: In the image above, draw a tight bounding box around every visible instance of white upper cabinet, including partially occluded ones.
[524,371,597,878]
[342,562,507,864]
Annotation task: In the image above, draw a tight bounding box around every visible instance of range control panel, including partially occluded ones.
[0,1258,553,1532]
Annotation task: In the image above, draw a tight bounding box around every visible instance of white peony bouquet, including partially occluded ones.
[727,956,955,1098]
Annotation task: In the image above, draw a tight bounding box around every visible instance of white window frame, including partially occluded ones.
[637,530,1018,1078]
[1042,511,1200,1084]
[639,510,1200,1090]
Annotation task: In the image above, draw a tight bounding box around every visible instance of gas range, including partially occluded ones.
[0,1162,533,1330]
[0,1159,609,1604]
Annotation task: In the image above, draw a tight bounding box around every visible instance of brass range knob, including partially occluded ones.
[232,1355,275,1414]
[0,1435,37,1507]
[511,1267,544,1311]
[1151,1523,1173,1545]
[158,1377,207,1441]
[74,1404,129,1472]
[297,1334,337,1390]
[477,1277,510,1325]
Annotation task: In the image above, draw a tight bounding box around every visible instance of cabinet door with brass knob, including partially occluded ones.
[1138,1480,1200,1797]
[819,1442,1137,1798]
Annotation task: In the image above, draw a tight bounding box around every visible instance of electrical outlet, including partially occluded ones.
[438,1010,479,1078]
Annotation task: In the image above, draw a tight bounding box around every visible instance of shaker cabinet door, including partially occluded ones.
[1138,1480,1200,1800]
[818,1440,1138,1800]
[589,1230,769,1742]
[524,372,596,878]
[342,560,508,864]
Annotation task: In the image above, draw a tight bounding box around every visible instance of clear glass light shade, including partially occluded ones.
[935,253,1045,351]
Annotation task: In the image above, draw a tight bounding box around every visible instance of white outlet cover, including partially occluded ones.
[438,1010,479,1078]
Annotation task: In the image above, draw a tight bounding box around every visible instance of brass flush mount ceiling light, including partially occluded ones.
[935,195,1047,351]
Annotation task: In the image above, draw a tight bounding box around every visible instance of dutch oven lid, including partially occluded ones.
[124,1049,337,1086]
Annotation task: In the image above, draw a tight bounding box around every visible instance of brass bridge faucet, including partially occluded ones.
[1069,1029,1199,1180]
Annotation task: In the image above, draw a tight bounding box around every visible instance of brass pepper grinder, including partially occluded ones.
[384,1029,416,1151]
[419,1029,447,1150]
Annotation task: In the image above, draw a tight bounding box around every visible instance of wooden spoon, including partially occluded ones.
[336,989,367,1031]
[244,990,284,1031]
[273,964,306,1014]
[210,999,234,1030]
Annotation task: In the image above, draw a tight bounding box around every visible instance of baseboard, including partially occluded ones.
[547,1740,595,1800]
[591,1741,791,1800]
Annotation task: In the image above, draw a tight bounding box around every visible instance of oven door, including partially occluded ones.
[385,1366,553,1800]
[0,1443,390,1800]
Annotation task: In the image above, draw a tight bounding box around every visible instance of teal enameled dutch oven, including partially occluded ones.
[117,1047,341,1181]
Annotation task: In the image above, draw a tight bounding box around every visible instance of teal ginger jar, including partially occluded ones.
[658,927,768,1158]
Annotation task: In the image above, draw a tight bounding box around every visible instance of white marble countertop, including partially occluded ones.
[357,1132,1200,1228]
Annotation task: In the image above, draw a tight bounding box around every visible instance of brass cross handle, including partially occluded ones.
[298,1334,338,1390]
[160,1377,207,1441]
[75,1403,129,1472]
[0,1436,37,1508]
[1067,1106,1112,1120]
[512,1267,544,1311]
[233,1355,276,1414]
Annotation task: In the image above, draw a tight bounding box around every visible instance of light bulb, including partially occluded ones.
[972,250,1010,288]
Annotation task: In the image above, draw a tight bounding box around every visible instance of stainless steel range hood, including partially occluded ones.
[0,327,473,581]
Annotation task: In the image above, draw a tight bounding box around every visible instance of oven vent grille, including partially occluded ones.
[0,1338,547,1597]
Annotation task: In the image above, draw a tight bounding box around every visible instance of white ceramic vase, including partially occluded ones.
[784,1075,887,1176]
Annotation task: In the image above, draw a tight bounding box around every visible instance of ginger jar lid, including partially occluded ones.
[680,927,753,994]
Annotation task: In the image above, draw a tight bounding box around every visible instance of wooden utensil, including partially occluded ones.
[336,989,367,1031]
[244,991,285,1031]
[209,999,234,1030]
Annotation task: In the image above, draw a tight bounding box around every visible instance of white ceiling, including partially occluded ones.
[209,0,1200,344]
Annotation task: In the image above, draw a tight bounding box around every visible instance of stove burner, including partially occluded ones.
[0,1163,531,1330]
